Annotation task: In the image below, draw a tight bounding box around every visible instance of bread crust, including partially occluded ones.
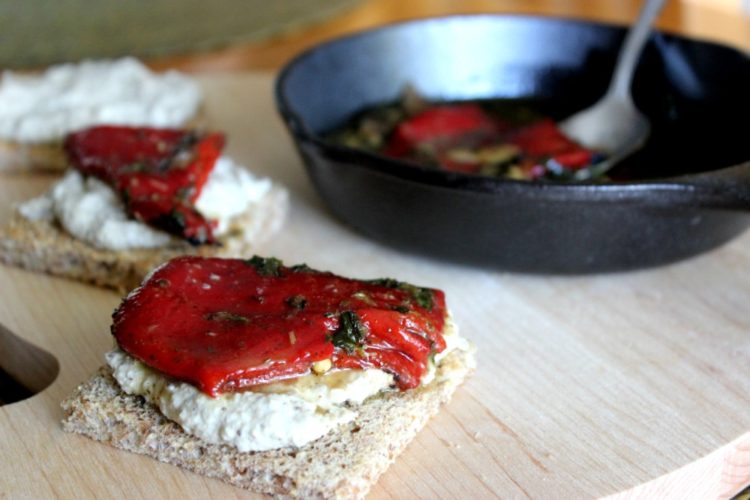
[0,186,287,293]
[61,348,475,499]
[0,139,68,172]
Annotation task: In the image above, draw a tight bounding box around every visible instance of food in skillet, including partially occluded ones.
[327,87,606,181]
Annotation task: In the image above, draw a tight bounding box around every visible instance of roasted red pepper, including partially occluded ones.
[381,104,599,177]
[385,104,501,158]
[112,256,448,396]
[64,126,225,244]
[508,119,593,170]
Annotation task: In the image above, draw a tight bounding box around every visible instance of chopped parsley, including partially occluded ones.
[245,256,283,277]
[167,209,186,229]
[369,278,400,288]
[290,263,315,273]
[327,310,368,355]
[368,278,435,310]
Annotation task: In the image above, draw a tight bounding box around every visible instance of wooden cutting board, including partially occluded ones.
[1,73,749,499]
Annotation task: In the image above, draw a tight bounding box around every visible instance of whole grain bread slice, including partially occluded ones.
[0,186,287,293]
[0,139,68,171]
[61,347,475,499]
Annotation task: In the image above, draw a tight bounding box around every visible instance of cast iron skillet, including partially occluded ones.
[275,15,750,273]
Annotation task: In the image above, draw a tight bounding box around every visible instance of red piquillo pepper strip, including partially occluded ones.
[112,256,448,396]
[65,126,225,244]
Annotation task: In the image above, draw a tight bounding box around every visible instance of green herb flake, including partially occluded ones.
[368,278,400,288]
[285,295,307,311]
[204,311,250,324]
[290,263,315,273]
[410,286,435,310]
[391,305,410,314]
[170,209,187,229]
[367,278,435,310]
[327,311,368,355]
[244,256,283,277]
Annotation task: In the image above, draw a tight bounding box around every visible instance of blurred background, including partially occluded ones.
[0,0,748,72]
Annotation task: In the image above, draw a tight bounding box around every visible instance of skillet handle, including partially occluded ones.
[678,162,750,212]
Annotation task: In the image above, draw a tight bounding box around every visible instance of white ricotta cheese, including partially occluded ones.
[106,349,388,452]
[194,156,272,235]
[51,171,173,250]
[105,315,466,452]
[16,195,54,222]
[0,57,201,143]
[18,155,273,251]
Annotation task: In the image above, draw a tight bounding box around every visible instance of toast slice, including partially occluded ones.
[0,186,287,293]
[61,347,475,499]
[0,139,68,171]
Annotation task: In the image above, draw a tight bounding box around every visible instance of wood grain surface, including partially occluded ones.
[1,74,750,498]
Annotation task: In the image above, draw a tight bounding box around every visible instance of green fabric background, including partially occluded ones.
[0,0,360,68]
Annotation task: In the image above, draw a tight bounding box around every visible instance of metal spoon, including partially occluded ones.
[561,0,668,181]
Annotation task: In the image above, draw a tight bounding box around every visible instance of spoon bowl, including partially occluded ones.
[561,0,667,180]
[564,96,651,180]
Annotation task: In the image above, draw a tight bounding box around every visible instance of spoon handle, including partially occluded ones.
[609,0,668,98]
